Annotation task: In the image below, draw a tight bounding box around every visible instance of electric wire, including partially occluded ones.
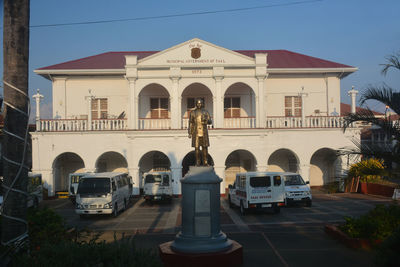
[29,0,323,28]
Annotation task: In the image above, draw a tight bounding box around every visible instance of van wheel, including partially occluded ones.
[228,196,233,208]
[123,199,127,211]
[273,204,280,214]
[240,201,246,216]
[113,204,118,217]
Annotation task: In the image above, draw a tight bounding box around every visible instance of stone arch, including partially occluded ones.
[181,83,214,121]
[223,82,256,121]
[309,148,341,186]
[138,151,171,188]
[181,151,214,177]
[268,149,299,173]
[52,152,85,192]
[224,149,257,187]
[138,83,170,119]
[95,151,128,173]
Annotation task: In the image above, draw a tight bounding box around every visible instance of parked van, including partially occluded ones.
[75,172,133,218]
[282,172,312,207]
[143,171,173,201]
[68,172,90,204]
[228,172,285,215]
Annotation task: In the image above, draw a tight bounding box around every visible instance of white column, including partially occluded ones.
[257,77,266,128]
[32,89,44,131]
[128,167,140,196]
[256,164,268,172]
[171,167,182,195]
[40,169,54,196]
[213,67,224,128]
[127,78,138,129]
[214,165,226,195]
[86,90,93,130]
[348,86,358,114]
[170,77,180,129]
[299,87,308,126]
[299,164,311,183]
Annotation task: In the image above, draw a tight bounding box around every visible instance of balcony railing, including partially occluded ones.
[37,116,353,132]
[38,118,127,131]
[265,116,349,129]
[138,118,171,130]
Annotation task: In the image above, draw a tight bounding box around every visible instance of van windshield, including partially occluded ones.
[284,175,306,186]
[77,178,111,194]
[145,175,162,184]
[250,176,271,187]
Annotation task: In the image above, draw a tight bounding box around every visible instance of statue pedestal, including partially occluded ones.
[159,166,243,266]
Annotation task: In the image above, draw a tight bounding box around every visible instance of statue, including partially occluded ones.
[188,99,212,166]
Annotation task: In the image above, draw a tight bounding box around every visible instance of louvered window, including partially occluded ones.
[91,98,108,119]
[150,98,169,119]
[224,97,241,118]
[284,96,301,117]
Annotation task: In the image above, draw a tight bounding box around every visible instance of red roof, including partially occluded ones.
[37,50,354,71]
[340,103,384,116]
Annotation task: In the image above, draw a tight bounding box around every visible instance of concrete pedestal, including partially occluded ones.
[159,166,242,266]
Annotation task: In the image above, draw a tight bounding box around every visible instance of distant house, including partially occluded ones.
[32,38,360,196]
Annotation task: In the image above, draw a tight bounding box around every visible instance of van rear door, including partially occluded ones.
[271,175,285,202]
[249,175,272,204]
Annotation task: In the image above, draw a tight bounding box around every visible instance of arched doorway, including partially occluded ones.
[224,83,256,128]
[138,151,171,189]
[138,83,170,129]
[181,83,214,129]
[268,149,299,173]
[52,152,85,192]
[225,150,257,187]
[96,151,128,173]
[310,148,340,186]
[181,151,214,177]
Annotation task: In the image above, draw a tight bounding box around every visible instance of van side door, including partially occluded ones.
[272,175,284,202]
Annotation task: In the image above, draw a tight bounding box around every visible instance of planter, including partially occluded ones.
[359,182,395,197]
[324,224,381,250]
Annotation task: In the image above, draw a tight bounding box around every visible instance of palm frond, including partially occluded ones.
[380,52,400,76]
[360,86,400,114]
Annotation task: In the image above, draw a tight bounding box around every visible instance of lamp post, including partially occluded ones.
[348,86,358,114]
[32,89,44,131]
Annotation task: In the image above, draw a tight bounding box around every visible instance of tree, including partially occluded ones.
[342,52,400,171]
[1,0,30,249]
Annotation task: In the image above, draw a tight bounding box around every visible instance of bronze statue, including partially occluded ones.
[188,99,212,166]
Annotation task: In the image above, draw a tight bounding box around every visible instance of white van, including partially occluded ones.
[75,172,133,218]
[143,171,173,202]
[68,172,90,204]
[228,172,286,215]
[282,172,312,207]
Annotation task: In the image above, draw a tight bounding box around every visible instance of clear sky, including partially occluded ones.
[1,0,399,119]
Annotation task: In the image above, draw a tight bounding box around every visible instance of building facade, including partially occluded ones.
[32,38,359,196]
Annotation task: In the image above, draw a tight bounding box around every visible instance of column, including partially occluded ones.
[170,77,180,129]
[214,165,226,195]
[213,67,224,128]
[127,78,138,129]
[128,167,140,196]
[86,91,93,130]
[256,164,268,172]
[32,89,44,131]
[299,164,311,183]
[257,77,266,128]
[40,169,54,197]
[171,167,183,195]
[348,86,358,114]
[299,87,308,126]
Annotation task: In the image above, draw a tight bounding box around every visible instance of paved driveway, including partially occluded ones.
[43,192,392,267]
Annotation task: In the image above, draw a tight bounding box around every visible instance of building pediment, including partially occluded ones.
[138,38,255,67]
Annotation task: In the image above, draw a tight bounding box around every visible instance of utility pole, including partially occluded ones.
[1,0,30,246]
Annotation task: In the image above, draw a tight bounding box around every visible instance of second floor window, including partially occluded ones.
[285,96,301,117]
[91,98,108,119]
[224,97,240,118]
[150,98,169,119]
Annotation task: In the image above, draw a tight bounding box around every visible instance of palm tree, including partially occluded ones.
[342,52,400,171]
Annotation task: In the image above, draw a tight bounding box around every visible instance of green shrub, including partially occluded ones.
[374,226,400,266]
[348,159,385,182]
[11,236,162,267]
[339,204,400,241]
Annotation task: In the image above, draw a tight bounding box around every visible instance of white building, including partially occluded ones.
[32,38,359,196]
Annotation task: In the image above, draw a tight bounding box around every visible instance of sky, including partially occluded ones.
[1,0,399,119]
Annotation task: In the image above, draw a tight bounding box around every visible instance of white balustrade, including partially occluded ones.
[266,116,351,129]
[223,117,256,128]
[138,118,171,130]
[38,119,126,131]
